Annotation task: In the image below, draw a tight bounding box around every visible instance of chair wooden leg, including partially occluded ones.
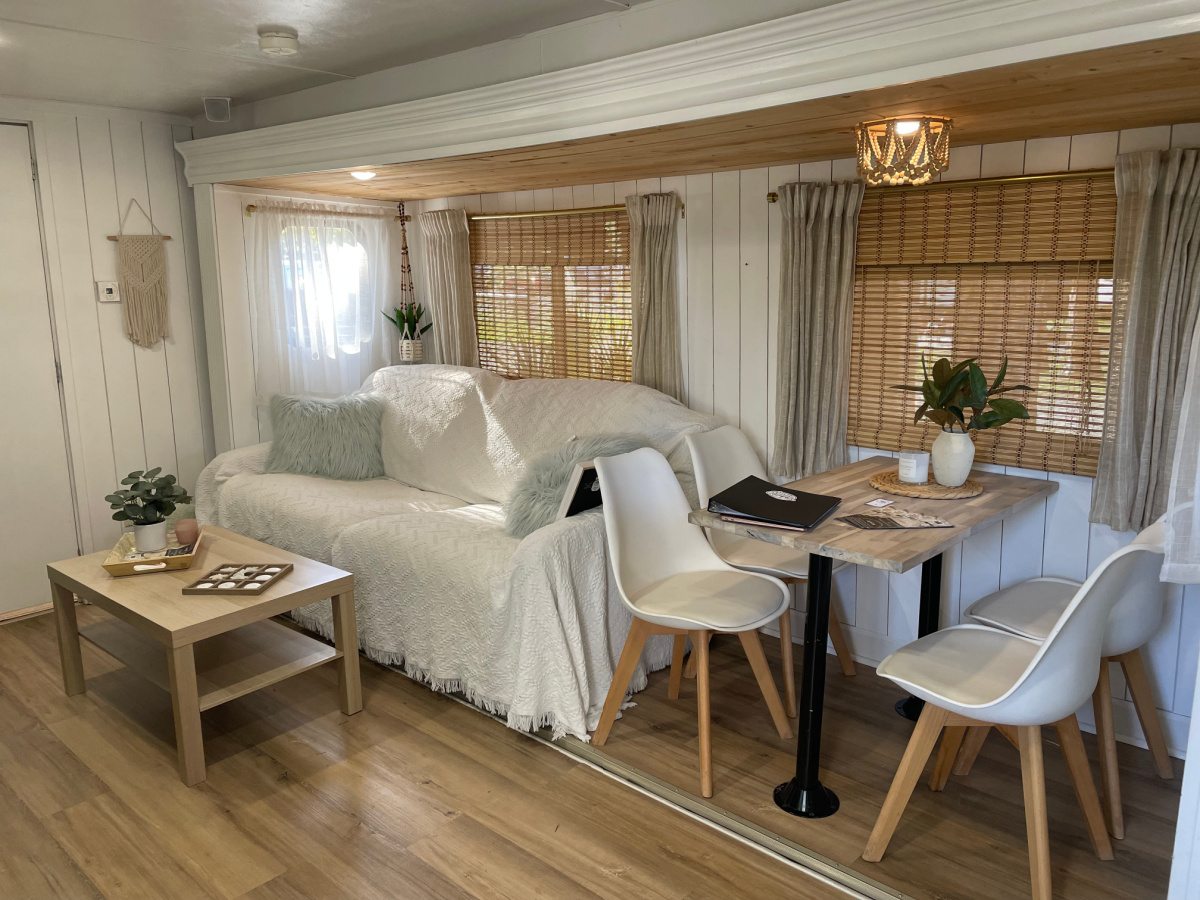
[593,618,651,746]
[929,726,967,792]
[778,610,796,718]
[694,629,713,798]
[1054,714,1115,861]
[996,724,1021,751]
[737,630,793,741]
[1018,725,1053,900]
[684,632,711,680]
[826,607,857,677]
[863,704,949,862]
[952,725,992,777]
[1092,660,1124,840]
[1118,649,1174,780]
[668,634,687,700]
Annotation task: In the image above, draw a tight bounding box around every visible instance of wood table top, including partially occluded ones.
[47,526,352,647]
[688,456,1058,573]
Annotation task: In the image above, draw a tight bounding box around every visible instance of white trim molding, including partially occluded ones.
[175,0,1200,185]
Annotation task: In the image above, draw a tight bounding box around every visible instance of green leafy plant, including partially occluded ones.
[382,302,433,341]
[105,468,192,525]
[893,356,1032,433]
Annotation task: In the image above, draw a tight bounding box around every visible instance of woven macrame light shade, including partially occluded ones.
[855,117,952,186]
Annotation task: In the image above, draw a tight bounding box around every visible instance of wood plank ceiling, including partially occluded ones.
[230,32,1200,200]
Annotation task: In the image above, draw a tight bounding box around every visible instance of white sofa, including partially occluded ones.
[196,364,719,739]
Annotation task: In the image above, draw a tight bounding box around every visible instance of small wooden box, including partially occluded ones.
[182,563,293,595]
[102,528,206,577]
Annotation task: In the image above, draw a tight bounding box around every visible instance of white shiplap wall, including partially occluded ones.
[413,124,1200,756]
[3,98,212,555]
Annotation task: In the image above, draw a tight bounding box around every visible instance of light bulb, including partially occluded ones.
[894,120,921,135]
[350,171,377,181]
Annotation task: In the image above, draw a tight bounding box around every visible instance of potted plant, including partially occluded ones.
[106,468,193,553]
[383,302,432,363]
[893,357,1031,487]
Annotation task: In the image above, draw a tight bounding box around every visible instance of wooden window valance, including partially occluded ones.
[470,208,632,382]
[847,172,1117,477]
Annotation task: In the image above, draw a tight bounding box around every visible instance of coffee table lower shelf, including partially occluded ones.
[80,617,340,712]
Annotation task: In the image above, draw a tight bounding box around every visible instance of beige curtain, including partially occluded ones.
[626,192,683,400]
[418,208,479,367]
[1092,149,1200,531]
[770,181,865,480]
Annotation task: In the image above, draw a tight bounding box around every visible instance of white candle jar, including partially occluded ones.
[898,450,931,484]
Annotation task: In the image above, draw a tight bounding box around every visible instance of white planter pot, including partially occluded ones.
[931,430,976,487]
[134,521,169,553]
[398,338,423,363]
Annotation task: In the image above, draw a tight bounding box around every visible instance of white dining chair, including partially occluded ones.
[591,447,793,798]
[861,538,1163,900]
[958,519,1171,839]
[685,425,857,718]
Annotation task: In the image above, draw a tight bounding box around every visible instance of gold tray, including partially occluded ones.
[101,527,206,577]
[869,469,983,499]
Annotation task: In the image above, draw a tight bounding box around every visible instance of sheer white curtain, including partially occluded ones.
[249,199,398,402]
[1163,320,1200,583]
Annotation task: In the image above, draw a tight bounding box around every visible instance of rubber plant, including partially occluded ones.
[105,468,192,525]
[893,356,1032,432]
[382,302,433,341]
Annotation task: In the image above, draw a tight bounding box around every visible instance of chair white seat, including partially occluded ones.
[631,570,788,632]
[876,625,1041,713]
[708,530,848,579]
[963,577,1081,644]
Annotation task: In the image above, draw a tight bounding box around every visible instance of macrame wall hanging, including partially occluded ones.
[108,199,171,348]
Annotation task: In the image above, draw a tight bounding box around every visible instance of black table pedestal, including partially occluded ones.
[775,554,839,818]
[895,553,944,722]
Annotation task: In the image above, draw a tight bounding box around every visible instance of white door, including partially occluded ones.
[0,123,79,614]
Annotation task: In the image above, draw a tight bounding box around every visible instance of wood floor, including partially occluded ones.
[0,605,845,900]
[593,634,1183,900]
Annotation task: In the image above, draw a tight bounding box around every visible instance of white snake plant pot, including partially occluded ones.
[398,339,423,363]
[931,430,976,487]
[133,521,169,553]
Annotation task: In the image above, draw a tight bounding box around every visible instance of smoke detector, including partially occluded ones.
[258,27,299,56]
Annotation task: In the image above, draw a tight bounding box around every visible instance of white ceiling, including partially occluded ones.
[0,0,652,116]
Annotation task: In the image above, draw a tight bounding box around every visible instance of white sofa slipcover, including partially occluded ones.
[196,365,719,739]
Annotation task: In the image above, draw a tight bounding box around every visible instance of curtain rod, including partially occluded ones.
[468,200,684,220]
[244,202,410,222]
[764,167,1114,202]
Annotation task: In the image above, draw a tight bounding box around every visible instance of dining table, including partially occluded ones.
[688,455,1058,819]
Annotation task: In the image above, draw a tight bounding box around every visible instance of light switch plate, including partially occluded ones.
[96,281,120,302]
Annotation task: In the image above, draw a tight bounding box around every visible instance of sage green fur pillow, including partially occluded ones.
[265,394,386,481]
[504,433,648,538]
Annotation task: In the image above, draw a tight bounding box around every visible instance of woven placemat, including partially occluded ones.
[869,469,984,499]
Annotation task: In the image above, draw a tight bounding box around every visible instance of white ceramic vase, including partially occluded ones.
[398,338,423,363]
[134,520,169,553]
[931,429,975,487]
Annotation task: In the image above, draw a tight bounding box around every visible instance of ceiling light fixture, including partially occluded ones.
[258,27,299,57]
[350,171,377,181]
[855,116,952,186]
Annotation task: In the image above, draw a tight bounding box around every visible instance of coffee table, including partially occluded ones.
[47,525,362,785]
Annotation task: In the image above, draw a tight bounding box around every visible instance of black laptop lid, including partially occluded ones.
[707,475,841,530]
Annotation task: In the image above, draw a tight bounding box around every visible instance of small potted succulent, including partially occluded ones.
[106,468,193,553]
[893,357,1031,487]
[383,302,432,363]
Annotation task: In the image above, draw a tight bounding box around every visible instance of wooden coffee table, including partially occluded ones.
[47,526,362,785]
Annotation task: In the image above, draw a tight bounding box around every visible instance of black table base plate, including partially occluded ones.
[895,696,925,722]
[774,779,840,818]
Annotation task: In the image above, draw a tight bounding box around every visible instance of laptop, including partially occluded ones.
[707,475,841,531]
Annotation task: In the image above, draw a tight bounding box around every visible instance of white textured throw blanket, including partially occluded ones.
[197,366,719,739]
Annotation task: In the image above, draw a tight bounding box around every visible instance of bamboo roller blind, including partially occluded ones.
[848,175,1117,476]
[470,209,632,381]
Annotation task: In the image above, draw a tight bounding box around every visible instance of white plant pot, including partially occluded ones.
[134,521,169,553]
[931,429,976,487]
[398,338,423,363]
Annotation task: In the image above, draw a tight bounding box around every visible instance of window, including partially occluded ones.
[249,201,396,401]
[847,174,1116,476]
[470,208,632,381]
